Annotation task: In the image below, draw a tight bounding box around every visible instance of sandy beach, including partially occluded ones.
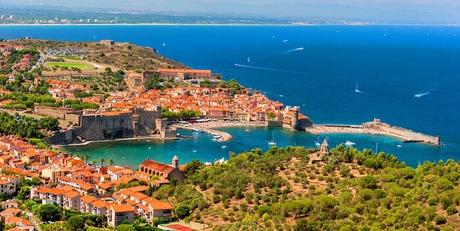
[173,121,266,142]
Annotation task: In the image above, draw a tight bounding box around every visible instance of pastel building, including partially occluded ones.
[107,204,135,227]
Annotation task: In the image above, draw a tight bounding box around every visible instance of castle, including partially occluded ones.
[46,106,176,145]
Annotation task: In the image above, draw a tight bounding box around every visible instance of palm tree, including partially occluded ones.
[83,154,90,164]
[100,158,105,167]
[109,159,114,166]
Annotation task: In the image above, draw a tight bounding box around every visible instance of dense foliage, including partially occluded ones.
[159,146,460,230]
[0,92,99,110]
[0,112,59,138]
[0,75,49,94]
[144,74,175,91]
[160,108,201,120]
[199,79,244,95]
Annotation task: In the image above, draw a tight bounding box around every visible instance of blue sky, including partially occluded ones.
[3,0,460,23]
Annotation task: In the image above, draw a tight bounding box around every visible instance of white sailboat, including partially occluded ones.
[247,57,251,63]
[268,131,277,146]
[354,82,363,93]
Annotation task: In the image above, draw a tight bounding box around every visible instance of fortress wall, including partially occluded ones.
[34,106,80,119]
[78,114,134,140]
[45,107,167,145]
[64,113,81,125]
[34,106,81,124]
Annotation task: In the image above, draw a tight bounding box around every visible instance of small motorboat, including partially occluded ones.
[345,141,356,146]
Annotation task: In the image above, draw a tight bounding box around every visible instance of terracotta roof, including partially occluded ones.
[5,216,32,226]
[117,188,134,196]
[90,199,107,209]
[126,185,149,193]
[147,199,173,210]
[63,190,81,199]
[98,181,115,190]
[36,187,67,195]
[140,159,175,175]
[0,208,22,217]
[80,195,96,204]
[130,192,148,201]
[110,204,134,213]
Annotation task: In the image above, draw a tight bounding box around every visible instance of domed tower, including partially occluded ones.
[172,155,179,168]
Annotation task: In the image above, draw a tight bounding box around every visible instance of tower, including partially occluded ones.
[172,155,179,168]
[291,106,299,130]
[320,139,329,155]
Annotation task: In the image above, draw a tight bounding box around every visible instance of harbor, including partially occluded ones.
[171,118,440,147]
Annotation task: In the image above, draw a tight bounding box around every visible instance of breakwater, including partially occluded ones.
[306,118,440,145]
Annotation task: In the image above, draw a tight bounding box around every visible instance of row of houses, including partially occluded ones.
[106,85,309,129]
[31,186,135,227]
[0,135,186,227]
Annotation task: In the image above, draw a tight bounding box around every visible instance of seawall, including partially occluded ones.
[305,119,440,146]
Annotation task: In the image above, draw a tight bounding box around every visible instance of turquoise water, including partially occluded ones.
[61,128,441,168]
[1,25,459,167]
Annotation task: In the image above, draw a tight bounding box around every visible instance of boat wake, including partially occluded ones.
[282,47,304,54]
[234,63,294,73]
[414,91,430,98]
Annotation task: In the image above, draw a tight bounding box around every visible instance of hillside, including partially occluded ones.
[1,39,186,71]
[156,145,460,230]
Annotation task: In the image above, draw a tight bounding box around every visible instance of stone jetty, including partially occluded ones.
[306,118,440,145]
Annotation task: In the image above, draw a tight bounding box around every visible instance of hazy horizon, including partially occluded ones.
[1,0,460,24]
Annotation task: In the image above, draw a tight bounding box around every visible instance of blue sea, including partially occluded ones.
[1,25,459,167]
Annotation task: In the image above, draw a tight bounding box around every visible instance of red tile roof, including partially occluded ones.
[140,159,175,175]
[110,204,134,213]
[148,198,173,210]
